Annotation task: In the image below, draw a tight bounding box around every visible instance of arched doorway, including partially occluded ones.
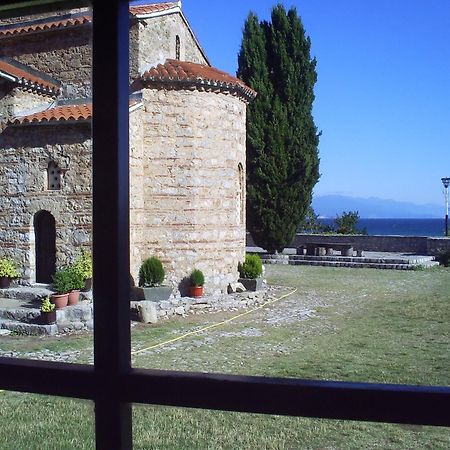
[34,210,56,283]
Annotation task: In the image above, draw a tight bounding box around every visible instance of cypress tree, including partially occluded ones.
[238,4,320,253]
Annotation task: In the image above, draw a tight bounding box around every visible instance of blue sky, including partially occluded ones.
[142,1,450,206]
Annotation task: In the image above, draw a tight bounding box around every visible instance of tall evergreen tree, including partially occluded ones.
[238,4,320,253]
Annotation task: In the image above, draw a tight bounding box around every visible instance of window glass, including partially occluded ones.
[0,3,93,355]
[0,392,94,449]
[132,405,450,449]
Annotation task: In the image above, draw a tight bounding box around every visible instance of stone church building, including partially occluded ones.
[0,1,256,294]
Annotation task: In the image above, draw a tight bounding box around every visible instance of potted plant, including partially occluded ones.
[67,266,85,305]
[72,249,92,291]
[189,269,204,298]
[40,296,56,325]
[0,257,20,289]
[138,256,172,301]
[238,254,263,291]
[51,268,72,309]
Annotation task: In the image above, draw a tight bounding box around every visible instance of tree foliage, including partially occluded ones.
[334,211,367,235]
[238,4,320,253]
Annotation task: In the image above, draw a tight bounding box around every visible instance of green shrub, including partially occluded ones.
[437,250,450,267]
[139,257,165,287]
[238,254,263,279]
[72,249,92,280]
[67,266,86,290]
[52,268,73,294]
[190,269,204,287]
[0,258,20,278]
[41,296,55,312]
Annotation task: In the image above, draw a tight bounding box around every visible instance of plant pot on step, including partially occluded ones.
[40,310,56,325]
[140,285,173,302]
[82,278,92,292]
[189,286,203,298]
[0,276,12,289]
[238,277,263,292]
[68,290,80,305]
[51,293,69,309]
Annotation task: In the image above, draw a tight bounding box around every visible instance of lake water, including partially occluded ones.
[318,218,446,237]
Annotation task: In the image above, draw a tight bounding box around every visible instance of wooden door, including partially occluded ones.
[34,210,56,283]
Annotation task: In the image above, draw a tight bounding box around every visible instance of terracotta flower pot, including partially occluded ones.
[189,286,203,298]
[51,293,69,309]
[0,277,12,289]
[68,290,80,305]
[41,310,56,325]
[82,278,92,292]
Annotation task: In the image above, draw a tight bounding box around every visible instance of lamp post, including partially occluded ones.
[442,177,450,237]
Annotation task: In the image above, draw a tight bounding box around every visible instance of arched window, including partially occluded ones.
[175,35,181,60]
[47,161,62,190]
[238,163,245,225]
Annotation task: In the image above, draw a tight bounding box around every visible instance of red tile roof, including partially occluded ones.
[129,2,180,17]
[0,58,60,95]
[11,104,92,125]
[10,100,142,126]
[140,59,257,101]
[0,15,91,38]
[0,3,180,38]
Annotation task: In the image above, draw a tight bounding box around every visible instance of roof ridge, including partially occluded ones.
[139,59,257,102]
[0,57,60,96]
[0,3,181,38]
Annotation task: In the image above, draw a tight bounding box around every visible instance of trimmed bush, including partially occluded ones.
[238,254,263,279]
[190,269,204,287]
[67,266,85,290]
[52,268,73,294]
[437,250,450,267]
[139,257,165,287]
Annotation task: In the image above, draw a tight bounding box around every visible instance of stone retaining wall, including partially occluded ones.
[247,233,450,256]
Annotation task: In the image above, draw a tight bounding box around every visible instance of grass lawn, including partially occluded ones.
[0,265,449,449]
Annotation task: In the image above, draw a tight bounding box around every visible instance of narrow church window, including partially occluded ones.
[47,161,62,190]
[238,163,245,225]
[175,35,181,60]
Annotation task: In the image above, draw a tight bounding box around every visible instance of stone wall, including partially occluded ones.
[427,238,450,256]
[0,124,92,282]
[247,233,450,256]
[0,86,53,124]
[135,88,247,294]
[133,13,208,78]
[1,11,206,102]
[0,27,92,99]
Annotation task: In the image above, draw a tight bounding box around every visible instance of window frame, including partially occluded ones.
[0,1,449,449]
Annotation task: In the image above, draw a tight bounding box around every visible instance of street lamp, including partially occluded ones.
[442,177,450,237]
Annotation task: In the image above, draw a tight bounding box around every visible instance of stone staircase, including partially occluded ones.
[0,286,93,336]
[261,253,439,270]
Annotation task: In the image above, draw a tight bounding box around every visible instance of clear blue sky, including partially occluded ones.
[140,1,450,206]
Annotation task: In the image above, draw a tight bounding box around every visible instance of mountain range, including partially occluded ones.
[312,195,442,219]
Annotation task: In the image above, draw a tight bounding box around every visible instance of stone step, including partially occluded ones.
[0,306,41,323]
[288,255,436,264]
[0,286,52,302]
[288,260,416,270]
[0,318,58,336]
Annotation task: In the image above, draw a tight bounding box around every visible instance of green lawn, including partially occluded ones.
[0,265,449,449]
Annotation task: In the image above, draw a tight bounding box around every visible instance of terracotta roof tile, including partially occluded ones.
[11,104,92,125]
[0,15,91,38]
[140,59,257,101]
[0,3,180,38]
[0,58,60,95]
[129,2,180,17]
[10,100,142,126]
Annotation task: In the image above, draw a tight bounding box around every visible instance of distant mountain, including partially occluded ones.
[312,195,442,219]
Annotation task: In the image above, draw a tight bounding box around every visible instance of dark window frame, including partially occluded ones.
[0,1,449,449]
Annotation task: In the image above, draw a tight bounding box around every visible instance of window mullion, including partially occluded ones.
[92,0,132,448]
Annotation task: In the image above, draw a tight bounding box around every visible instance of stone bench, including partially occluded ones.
[297,243,362,257]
